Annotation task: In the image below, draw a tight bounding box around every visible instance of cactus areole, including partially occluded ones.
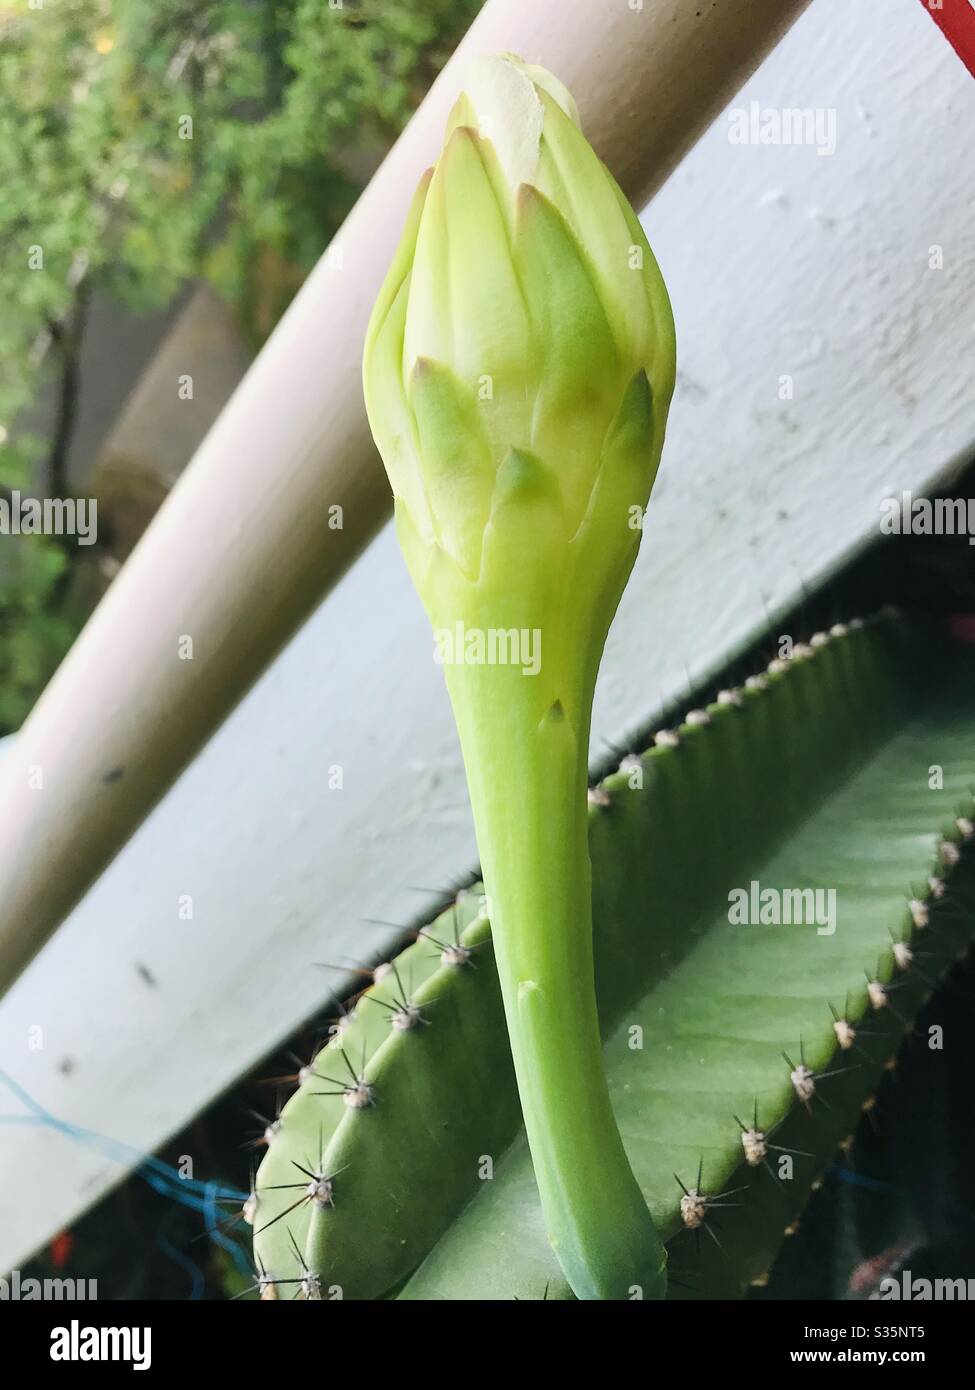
[363,54,677,1300]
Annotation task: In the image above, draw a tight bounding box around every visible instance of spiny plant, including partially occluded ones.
[250,613,975,1299]
[251,56,975,1301]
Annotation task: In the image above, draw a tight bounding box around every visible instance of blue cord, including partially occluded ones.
[0,1069,252,1284]
[829,1163,898,1194]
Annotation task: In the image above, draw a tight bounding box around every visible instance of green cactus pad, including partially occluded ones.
[253,616,975,1299]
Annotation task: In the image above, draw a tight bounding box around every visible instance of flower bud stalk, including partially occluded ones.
[364,54,676,1299]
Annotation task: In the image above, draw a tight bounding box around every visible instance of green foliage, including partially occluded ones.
[0,0,480,727]
[0,0,481,437]
[252,617,975,1299]
[0,531,76,732]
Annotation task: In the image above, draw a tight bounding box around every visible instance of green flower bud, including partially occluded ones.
[364,52,675,606]
[363,55,676,1302]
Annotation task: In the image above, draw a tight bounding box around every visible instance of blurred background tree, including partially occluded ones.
[0,0,481,733]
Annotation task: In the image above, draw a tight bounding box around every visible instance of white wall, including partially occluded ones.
[1,0,973,1271]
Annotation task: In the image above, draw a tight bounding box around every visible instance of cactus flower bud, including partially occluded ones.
[365,52,674,615]
[364,55,676,1301]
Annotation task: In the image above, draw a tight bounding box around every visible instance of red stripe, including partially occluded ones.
[919,0,975,77]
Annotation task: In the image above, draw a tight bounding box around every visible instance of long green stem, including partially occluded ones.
[448,668,667,1300]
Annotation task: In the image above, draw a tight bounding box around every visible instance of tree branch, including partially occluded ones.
[44,280,91,501]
